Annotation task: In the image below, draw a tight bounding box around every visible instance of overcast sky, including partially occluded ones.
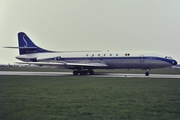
[0,0,180,64]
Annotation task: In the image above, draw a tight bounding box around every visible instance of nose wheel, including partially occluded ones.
[145,70,150,76]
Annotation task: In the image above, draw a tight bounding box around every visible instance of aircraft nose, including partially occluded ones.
[172,60,177,65]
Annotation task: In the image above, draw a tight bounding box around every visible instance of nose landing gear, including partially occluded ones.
[145,69,150,76]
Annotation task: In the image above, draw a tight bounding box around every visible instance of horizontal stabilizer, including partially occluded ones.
[4,47,37,49]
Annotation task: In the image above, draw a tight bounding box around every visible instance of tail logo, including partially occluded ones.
[23,35,28,47]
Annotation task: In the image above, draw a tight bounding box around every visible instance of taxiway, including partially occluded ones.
[0,71,180,78]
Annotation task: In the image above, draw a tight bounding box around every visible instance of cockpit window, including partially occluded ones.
[165,56,172,59]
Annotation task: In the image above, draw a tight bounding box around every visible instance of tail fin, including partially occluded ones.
[4,32,102,55]
[17,32,53,55]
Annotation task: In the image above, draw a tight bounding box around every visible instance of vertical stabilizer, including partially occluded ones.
[18,32,52,55]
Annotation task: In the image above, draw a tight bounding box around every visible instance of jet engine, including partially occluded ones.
[31,56,61,62]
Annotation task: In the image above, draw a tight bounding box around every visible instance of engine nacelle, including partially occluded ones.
[34,56,61,62]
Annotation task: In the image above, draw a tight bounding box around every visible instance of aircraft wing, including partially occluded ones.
[16,62,66,66]
[66,63,107,67]
[16,62,107,68]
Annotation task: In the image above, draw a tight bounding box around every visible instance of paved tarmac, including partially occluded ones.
[0,71,180,78]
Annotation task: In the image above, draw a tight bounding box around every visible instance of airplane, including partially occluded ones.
[5,32,177,76]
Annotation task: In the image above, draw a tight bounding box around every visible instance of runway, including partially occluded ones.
[0,71,180,78]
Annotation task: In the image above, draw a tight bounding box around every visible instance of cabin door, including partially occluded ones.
[140,55,144,63]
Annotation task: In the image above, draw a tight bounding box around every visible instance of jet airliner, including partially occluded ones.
[5,32,177,76]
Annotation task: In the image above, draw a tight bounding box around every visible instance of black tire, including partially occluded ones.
[89,70,94,75]
[73,70,78,75]
[145,71,149,76]
[84,70,88,75]
[80,70,85,75]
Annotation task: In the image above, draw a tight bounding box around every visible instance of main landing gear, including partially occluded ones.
[73,69,94,75]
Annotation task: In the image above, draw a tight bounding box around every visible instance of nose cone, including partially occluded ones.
[172,60,177,65]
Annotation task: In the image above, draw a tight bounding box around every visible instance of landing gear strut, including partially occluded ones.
[73,69,94,75]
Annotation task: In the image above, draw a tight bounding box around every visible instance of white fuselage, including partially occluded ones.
[16,51,177,70]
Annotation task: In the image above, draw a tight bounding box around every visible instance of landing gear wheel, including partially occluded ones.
[145,71,149,76]
[80,70,85,75]
[89,70,94,75]
[84,70,88,75]
[73,69,94,75]
[73,70,78,75]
